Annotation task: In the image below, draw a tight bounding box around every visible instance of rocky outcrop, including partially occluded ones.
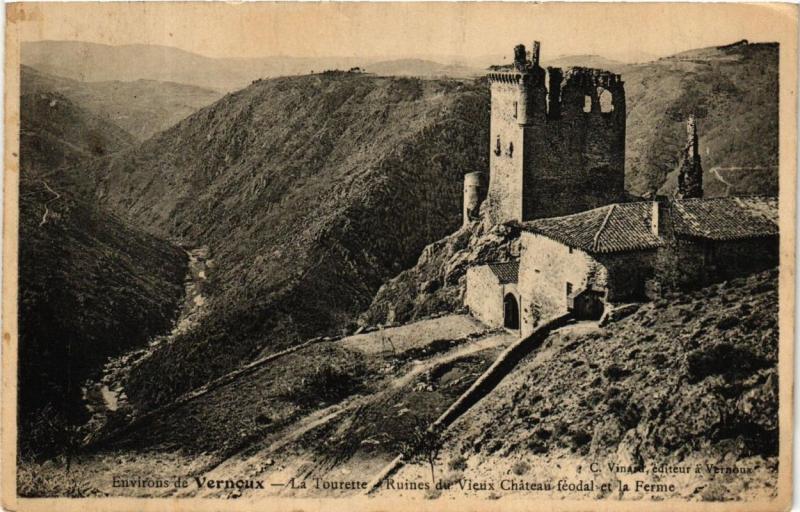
[360,216,521,326]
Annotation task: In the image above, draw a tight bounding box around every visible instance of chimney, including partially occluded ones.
[514,44,527,72]
[651,201,659,235]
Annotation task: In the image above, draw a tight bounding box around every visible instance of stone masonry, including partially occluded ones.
[482,42,626,224]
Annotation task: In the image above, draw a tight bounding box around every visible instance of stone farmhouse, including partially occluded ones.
[464,42,779,336]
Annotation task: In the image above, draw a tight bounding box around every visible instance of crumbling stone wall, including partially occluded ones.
[485,42,626,225]
[676,116,704,199]
[462,171,487,226]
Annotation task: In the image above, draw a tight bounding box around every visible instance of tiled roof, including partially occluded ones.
[521,202,663,254]
[670,197,778,241]
[487,261,519,284]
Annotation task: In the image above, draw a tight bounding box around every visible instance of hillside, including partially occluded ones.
[624,41,778,197]
[90,72,490,410]
[394,270,779,500]
[367,59,481,78]
[23,39,779,197]
[22,65,223,140]
[18,75,187,459]
[21,72,134,182]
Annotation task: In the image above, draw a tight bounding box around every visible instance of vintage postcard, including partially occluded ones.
[2,2,797,511]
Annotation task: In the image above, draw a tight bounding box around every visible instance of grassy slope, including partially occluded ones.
[19,77,188,458]
[23,65,223,141]
[430,270,778,495]
[93,72,490,409]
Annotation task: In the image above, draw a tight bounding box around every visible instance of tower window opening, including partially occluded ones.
[507,142,514,157]
[598,88,613,113]
[513,101,518,119]
[583,95,592,113]
[494,136,502,156]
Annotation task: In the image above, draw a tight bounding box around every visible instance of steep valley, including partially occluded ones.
[22,65,223,141]
[92,72,491,410]
[18,79,188,459]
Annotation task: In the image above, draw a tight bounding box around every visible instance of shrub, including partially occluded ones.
[512,460,531,476]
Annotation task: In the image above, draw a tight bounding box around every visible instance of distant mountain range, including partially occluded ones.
[22,65,222,140]
[22,41,490,91]
[24,41,639,88]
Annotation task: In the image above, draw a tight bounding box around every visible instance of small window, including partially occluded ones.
[513,101,518,119]
[568,246,573,254]
[598,88,613,113]
[566,282,573,297]
[494,136,501,156]
[507,142,514,157]
[583,95,592,113]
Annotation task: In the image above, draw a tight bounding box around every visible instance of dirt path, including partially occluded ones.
[171,329,516,498]
[709,165,778,196]
[37,179,62,226]
[393,331,514,389]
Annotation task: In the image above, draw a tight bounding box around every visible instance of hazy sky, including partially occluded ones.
[10,2,796,63]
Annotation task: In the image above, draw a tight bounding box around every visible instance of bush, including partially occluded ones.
[512,460,530,475]
[448,455,468,472]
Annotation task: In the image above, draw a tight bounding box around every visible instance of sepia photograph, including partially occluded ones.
[2,2,796,511]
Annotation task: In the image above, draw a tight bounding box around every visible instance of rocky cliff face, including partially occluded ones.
[360,216,520,326]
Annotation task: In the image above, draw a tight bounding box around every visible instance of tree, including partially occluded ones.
[400,416,443,485]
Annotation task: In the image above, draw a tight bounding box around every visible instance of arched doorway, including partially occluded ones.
[503,293,520,330]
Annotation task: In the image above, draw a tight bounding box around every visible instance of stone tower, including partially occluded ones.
[463,171,487,226]
[484,42,626,224]
[676,115,703,199]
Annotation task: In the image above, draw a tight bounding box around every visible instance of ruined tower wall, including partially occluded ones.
[463,171,487,226]
[485,80,525,223]
[485,44,626,224]
[676,116,704,199]
[522,68,626,219]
